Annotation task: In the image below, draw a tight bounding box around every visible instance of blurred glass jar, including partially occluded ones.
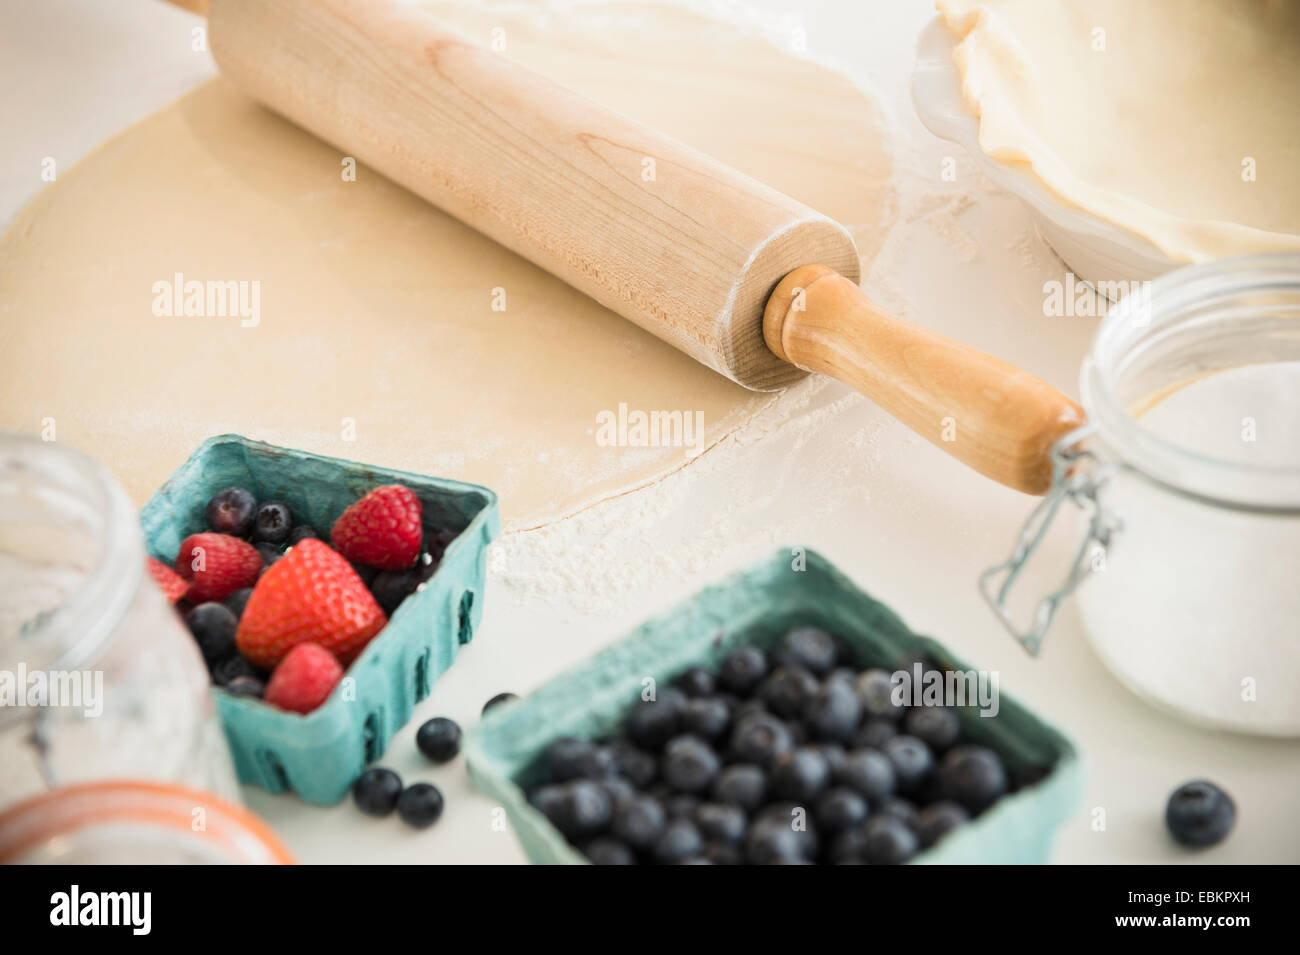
[0,433,239,806]
[0,781,291,864]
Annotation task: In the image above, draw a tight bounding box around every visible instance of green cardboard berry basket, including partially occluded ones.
[140,435,499,806]
[465,549,1082,864]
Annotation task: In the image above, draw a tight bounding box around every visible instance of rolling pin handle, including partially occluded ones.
[763,266,1086,495]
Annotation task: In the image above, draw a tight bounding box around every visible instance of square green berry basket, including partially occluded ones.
[465,549,1082,864]
[140,434,499,806]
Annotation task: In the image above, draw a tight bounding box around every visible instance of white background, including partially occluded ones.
[3,0,1297,864]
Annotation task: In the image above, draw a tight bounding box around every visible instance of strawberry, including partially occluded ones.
[172,532,262,603]
[236,538,386,668]
[330,485,422,570]
[146,556,189,603]
[263,643,343,714]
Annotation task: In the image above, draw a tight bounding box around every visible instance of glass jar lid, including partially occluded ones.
[0,781,293,864]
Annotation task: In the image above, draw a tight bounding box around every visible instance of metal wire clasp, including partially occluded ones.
[979,425,1121,655]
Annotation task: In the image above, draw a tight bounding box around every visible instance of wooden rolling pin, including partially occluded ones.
[169,0,1083,494]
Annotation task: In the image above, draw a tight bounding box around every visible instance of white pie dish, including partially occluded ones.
[910,17,1179,289]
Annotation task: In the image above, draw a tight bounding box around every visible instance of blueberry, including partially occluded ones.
[224,675,265,699]
[350,561,379,587]
[210,653,259,687]
[937,744,1007,812]
[717,647,768,695]
[527,783,566,817]
[758,666,819,718]
[652,818,705,864]
[482,692,518,714]
[583,837,636,865]
[185,602,237,664]
[415,716,461,763]
[540,780,612,840]
[856,668,906,721]
[828,826,870,864]
[662,793,701,819]
[661,735,721,793]
[876,797,920,831]
[624,688,686,751]
[905,706,962,753]
[729,712,793,766]
[288,525,318,544]
[608,740,657,788]
[254,541,284,567]
[370,568,419,615]
[803,677,862,742]
[223,587,254,620]
[816,787,869,832]
[711,763,767,811]
[862,814,919,864]
[745,814,814,865]
[610,795,666,850]
[544,737,613,782]
[809,742,847,779]
[827,666,858,686]
[770,747,832,803]
[694,803,746,845]
[414,554,440,586]
[1165,780,1236,848]
[729,697,768,723]
[838,748,896,801]
[916,800,969,848]
[680,697,730,741]
[599,777,638,808]
[773,626,841,676]
[352,767,403,816]
[883,735,935,795]
[853,718,900,749]
[396,782,444,828]
[674,667,715,697]
[704,841,744,865]
[251,501,293,544]
[205,486,256,537]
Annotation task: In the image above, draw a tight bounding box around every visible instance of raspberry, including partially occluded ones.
[172,532,262,603]
[146,556,188,603]
[330,485,422,570]
[263,643,344,714]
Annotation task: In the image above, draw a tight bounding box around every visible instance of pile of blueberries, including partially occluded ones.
[184,486,456,699]
[524,627,1043,865]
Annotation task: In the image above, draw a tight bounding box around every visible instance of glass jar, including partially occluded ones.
[0,434,240,805]
[983,254,1300,736]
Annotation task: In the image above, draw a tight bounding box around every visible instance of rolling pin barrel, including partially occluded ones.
[193,0,1084,494]
[206,0,859,391]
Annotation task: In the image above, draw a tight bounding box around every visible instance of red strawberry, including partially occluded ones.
[146,556,189,603]
[236,538,386,668]
[330,485,422,570]
[264,643,343,714]
[173,532,262,603]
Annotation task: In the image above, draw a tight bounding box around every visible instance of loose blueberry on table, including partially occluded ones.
[1165,780,1235,848]
[150,483,456,715]
[520,627,1048,864]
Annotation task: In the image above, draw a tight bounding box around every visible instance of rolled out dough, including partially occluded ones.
[0,1,894,525]
[938,0,1300,262]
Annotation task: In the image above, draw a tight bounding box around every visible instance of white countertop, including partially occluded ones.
[4,0,1296,864]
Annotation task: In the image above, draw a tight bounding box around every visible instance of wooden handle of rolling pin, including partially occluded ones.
[765,266,1084,494]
